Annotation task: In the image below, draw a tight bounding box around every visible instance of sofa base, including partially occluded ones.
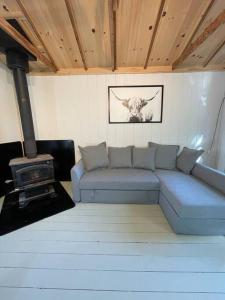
[159,192,225,235]
[80,189,159,204]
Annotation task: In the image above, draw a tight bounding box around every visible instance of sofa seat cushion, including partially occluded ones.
[156,170,225,219]
[80,168,160,191]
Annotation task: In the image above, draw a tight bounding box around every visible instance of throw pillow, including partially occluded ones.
[177,147,204,174]
[149,142,179,170]
[108,146,132,168]
[133,147,156,170]
[78,142,109,172]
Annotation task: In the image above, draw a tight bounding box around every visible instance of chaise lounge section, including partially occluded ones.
[157,164,225,235]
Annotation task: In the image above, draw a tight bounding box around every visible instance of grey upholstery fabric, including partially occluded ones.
[133,147,156,170]
[177,147,204,174]
[81,190,159,204]
[108,146,132,168]
[159,192,225,235]
[80,168,160,190]
[78,142,109,172]
[156,169,225,219]
[70,160,85,202]
[192,163,225,195]
[149,142,179,170]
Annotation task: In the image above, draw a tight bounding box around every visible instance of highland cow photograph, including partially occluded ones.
[108,85,163,123]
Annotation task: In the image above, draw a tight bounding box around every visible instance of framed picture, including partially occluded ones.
[108,85,163,123]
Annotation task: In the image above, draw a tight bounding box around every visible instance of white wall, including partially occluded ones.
[1,63,225,167]
[0,64,21,143]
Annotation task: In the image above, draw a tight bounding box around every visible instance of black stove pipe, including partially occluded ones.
[6,50,37,159]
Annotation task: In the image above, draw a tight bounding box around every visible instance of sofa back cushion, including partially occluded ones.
[78,142,109,172]
[133,147,156,170]
[192,163,225,195]
[149,142,179,170]
[177,147,204,174]
[109,146,132,168]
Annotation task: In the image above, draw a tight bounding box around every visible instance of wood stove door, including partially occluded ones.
[14,163,54,188]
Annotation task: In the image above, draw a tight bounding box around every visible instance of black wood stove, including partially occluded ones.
[9,154,55,208]
[0,21,56,207]
[6,50,56,208]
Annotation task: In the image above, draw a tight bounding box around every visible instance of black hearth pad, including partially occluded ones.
[0,182,75,235]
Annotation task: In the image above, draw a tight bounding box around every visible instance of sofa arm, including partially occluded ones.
[192,163,225,195]
[70,160,85,203]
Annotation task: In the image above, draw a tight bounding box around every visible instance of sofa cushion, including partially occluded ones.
[78,142,109,172]
[156,169,225,219]
[149,142,179,170]
[133,147,156,170]
[80,168,160,191]
[108,146,132,168]
[192,163,225,195]
[177,147,204,174]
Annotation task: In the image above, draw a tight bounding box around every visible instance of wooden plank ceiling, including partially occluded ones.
[0,0,225,75]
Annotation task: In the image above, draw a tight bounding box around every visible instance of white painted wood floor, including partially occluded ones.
[1,182,225,300]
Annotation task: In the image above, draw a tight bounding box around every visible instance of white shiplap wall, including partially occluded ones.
[0,64,21,143]
[28,72,225,166]
[1,63,225,167]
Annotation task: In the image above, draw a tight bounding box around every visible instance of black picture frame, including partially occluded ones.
[108,85,164,124]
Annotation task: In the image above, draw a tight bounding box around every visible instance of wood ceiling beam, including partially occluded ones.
[16,0,58,72]
[30,64,225,76]
[16,17,44,50]
[172,0,215,68]
[56,65,172,75]
[144,0,165,69]
[0,16,57,72]
[64,0,87,70]
[108,0,118,71]
[173,5,225,67]
[203,38,225,67]
[113,0,119,11]
[1,12,24,19]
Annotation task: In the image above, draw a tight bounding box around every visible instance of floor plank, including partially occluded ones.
[1,287,225,300]
[41,214,168,224]
[1,268,225,293]
[1,252,225,272]
[2,229,224,244]
[22,220,172,233]
[58,208,164,217]
[1,240,225,257]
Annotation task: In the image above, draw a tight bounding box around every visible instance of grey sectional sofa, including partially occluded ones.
[71,161,225,235]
